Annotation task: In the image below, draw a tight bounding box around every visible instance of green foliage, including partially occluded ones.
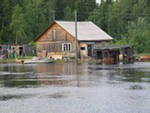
[112,38,128,46]
[0,0,149,53]
[75,0,96,21]
[128,17,150,53]
[89,1,108,31]
[0,0,18,43]
[63,6,74,21]
[29,41,36,52]
[89,0,150,54]
[10,4,27,44]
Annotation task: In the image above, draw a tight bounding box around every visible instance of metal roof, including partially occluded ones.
[55,21,113,41]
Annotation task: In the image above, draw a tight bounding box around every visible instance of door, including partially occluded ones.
[87,44,93,56]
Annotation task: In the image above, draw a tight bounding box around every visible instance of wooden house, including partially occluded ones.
[34,21,113,59]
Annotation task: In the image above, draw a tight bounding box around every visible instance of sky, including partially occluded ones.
[96,0,100,4]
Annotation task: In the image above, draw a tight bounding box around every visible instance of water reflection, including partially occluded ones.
[46,92,68,99]
[0,94,34,101]
[108,66,150,82]
[0,63,150,88]
[0,62,150,113]
[0,64,36,87]
[0,63,91,87]
[88,63,150,83]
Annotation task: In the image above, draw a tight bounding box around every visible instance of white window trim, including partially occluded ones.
[62,42,72,52]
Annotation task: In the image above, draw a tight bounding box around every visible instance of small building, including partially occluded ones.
[94,45,134,64]
[11,44,34,56]
[34,21,113,59]
[0,45,9,58]
[0,44,33,58]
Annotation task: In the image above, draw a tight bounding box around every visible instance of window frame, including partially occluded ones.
[62,42,72,52]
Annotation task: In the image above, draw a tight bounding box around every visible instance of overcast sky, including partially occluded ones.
[96,0,100,4]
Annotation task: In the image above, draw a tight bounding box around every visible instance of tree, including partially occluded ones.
[10,4,27,44]
[0,0,18,43]
[23,0,52,41]
[128,17,150,53]
[88,0,112,32]
[0,0,149,54]
[63,6,74,21]
[46,0,56,22]
[75,0,96,21]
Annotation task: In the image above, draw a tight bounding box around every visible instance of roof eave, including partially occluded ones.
[78,38,113,42]
[34,21,56,42]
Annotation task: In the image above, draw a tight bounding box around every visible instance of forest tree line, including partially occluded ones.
[0,0,150,53]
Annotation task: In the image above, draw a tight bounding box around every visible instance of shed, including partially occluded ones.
[94,45,134,64]
[0,44,33,58]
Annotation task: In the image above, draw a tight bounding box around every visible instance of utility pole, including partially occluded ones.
[75,10,78,60]
[75,10,80,87]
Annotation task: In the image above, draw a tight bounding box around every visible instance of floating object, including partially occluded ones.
[140,55,150,62]
[15,59,24,64]
[24,57,54,64]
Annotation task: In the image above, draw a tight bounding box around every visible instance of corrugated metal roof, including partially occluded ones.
[55,21,113,41]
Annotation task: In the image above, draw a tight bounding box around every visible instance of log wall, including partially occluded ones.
[36,23,76,59]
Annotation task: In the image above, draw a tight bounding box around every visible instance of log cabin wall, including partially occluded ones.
[35,21,112,59]
[36,23,76,59]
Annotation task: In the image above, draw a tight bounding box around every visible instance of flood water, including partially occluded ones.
[0,62,150,113]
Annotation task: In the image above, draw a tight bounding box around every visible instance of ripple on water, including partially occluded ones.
[0,94,34,101]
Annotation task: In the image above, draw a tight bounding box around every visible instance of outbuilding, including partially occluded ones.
[94,45,134,64]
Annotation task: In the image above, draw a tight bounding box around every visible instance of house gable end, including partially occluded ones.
[35,23,75,43]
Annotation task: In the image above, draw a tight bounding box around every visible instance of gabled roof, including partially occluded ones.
[56,21,113,41]
[34,21,113,41]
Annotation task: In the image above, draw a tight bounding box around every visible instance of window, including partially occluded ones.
[52,29,56,41]
[80,47,85,50]
[62,43,71,52]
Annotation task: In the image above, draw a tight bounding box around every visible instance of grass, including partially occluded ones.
[135,53,150,60]
[1,53,150,64]
[0,56,34,63]
[0,58,15,63]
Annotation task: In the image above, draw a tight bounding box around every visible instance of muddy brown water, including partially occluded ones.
[0,62,150,113]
